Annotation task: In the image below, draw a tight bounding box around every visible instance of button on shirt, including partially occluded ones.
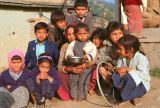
[35,40,45,59]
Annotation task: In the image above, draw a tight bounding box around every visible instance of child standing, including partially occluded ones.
[121,0,145,38]
[0,49,30,108]
[65,23,97,101]
[27,53,60,105]
[66,0,93,35]
[25,22,59,69]
[112,35,150,105]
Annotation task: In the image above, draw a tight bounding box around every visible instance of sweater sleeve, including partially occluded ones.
[0,72,6,87]
[48,23,57,43]
[58,43,68,72]
[83,42,97,61]
[85,53,97,68]
[65,41,75,60]
[52,43,60,67]
[136,55,150,82]
[25,42,31,67]
[50,67,60,90]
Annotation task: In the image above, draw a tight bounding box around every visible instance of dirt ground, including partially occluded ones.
[28,78,160,108]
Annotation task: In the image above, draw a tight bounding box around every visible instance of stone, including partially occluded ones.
[142,0,160,28]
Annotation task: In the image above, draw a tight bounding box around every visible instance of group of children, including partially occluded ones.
[0,0,150,107]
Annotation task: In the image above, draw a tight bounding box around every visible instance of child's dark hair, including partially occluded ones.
[75,23,89,34]
[90,28,107,41]
[74,0,88,9]
[11,55,22,61]
[34,22,49,33]
[106,21,125,41]
[118,34,145,55]
[50,9,65,25]
[38,53,52,65]
[65,25,75,37]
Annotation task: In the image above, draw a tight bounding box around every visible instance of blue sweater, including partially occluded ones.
[0,69,30,92]
[25,40,59,69]
[30,67,60,92]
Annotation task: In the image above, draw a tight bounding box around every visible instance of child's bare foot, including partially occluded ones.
[130,98,142,106]
[89,89,95,96]
[45,98,52,106]
[72,98,78,102]
[78,98,85,102]
[118,100,128,105]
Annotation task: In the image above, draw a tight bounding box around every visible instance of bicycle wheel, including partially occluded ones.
[96,61,118,106]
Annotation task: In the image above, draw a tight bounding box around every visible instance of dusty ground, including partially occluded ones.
[28,78,160,108]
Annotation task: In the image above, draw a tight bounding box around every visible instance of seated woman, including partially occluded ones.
[57,25,96,100]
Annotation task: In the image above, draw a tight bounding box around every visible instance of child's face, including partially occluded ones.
[76,28,89,42]
[118,44,128,58]
[110,29,123,44]
[35,29,48,43]
[38,62,50,73]
[11,59,23,73]
[55,20,66,30]
[75,6,88,18]
[66,28,75,43]
[118,44,134,58]
[93,37,103,48]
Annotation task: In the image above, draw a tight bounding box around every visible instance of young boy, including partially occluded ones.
[65,23,97,101]
[48,9,67,49]
[66,0,93,35]
[25,22,59,69]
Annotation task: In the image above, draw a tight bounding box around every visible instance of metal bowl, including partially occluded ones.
[68,56,84,64]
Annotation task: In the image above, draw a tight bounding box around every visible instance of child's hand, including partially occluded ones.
[72,67,83,74]
[80,63,86,70]
[47,75,54,83]
[99,66,111,79]
[6,85,12,91]
[36,72,48,83]
[116,67,128,77]
[83,55,88,62]
[39,72,48,79]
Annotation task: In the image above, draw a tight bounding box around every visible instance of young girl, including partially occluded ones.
[0,49,30,108]
[99,21,125,79]
[27,53,60,105]
[89,28,108,95]
[65,23,97,101]
[112,35,150,105]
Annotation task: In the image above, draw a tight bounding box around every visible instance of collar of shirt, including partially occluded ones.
[35,39,46,45]
[9,71,23,81]
[74,12,87,23]
[35,39,46,59]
